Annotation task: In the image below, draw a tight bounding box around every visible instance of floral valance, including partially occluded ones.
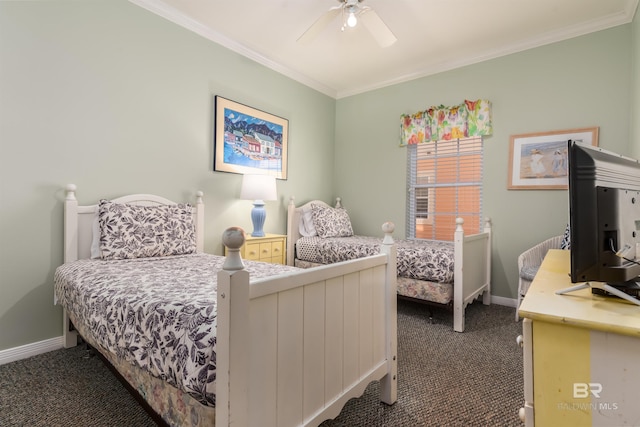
[400,99,492,146]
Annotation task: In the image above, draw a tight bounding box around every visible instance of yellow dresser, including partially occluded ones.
[518,249,640,426]
[228,233,286,265]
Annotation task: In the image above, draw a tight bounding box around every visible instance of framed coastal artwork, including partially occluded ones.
[507,127,599,190]
[214,96,288,179]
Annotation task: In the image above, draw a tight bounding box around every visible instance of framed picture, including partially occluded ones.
[214,96,288,179]
[508,127,599,190]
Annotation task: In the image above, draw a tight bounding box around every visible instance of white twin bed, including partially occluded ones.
[286,197,492,332]
[54,184,398,427]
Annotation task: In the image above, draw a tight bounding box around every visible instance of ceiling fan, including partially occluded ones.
[297,0,397,48]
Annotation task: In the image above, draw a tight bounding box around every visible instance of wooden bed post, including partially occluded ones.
[64,184,78,264]
[195,190,204,253]
[379,222,398,404]
[216,227,250,427]
[453,217,493,332]
[453,218,466,333]
[62,184,80,348]
[482,217,492,305]
[286,196,297,266]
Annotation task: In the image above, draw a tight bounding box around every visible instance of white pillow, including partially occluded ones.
[90,214,102,259]
[298,205,317,237]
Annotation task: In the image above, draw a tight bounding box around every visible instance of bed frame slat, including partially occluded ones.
[218,225,398,426]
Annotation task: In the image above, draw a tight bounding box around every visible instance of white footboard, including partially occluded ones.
[453,217,492,332]
[217,225,398,427]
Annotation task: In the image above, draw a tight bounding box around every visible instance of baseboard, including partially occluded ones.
[491,295,517,308]
[0,336,64,365]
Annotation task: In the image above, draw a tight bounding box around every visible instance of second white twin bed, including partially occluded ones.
[286,197,492,333]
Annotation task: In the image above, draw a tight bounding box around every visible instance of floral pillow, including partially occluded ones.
[98,200,196,260]
[310,203,353,238]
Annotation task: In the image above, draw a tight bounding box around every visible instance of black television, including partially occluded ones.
[568,141,640,297]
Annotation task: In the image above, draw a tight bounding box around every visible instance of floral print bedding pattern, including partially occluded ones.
[396,277,452,304]
[98,200,196,260]
[54,253,298,407]
[310,203,353,237]
[66,308,217,427]
[296,235,455,283]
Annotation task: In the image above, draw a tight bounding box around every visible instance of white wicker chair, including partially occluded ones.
[515,235,564,321]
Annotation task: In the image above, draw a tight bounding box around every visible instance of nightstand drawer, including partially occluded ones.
[259,242,273,259]
[244,242,262,260]
[271,241,283,259]
[227,233,287,265]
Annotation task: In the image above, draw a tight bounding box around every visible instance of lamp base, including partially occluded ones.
[250,201,266,237]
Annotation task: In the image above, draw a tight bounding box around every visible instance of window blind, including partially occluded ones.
[406,137,484,240]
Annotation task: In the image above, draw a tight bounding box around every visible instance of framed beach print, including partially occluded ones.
[214,96,288,179]
[507,127,599,190]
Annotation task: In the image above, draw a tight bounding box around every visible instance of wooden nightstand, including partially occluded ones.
[228,233,286,265]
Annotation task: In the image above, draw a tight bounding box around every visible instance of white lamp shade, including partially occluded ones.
[240,174,277,201]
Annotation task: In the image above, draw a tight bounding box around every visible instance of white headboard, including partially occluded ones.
[63,184,205,263]
[285,196,341,266]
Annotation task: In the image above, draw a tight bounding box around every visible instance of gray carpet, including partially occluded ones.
[0,300,523,426]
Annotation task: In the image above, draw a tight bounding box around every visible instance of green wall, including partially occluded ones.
[0,1,637,353]
[335,26,634,301]
[632,6,640,159]
[0,1,335,351]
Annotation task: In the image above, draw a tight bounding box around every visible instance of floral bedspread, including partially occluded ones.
[53,253,298,407]
[296,236,454,283]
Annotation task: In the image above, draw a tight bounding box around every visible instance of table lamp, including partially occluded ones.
[240,174,277,237]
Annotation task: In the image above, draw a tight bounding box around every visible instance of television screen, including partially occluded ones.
[568,141,640,288]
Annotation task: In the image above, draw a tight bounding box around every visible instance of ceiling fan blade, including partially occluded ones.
[360,8,397,47]
[297,7,342,45]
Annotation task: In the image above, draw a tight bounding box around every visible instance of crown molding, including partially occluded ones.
[130,0,638,100]
[336,4,639,98]
[129,0,337,98]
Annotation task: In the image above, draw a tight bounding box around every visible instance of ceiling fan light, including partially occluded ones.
[347,11,358,27]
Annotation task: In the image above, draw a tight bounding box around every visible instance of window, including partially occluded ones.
[415,175,434,225]
[407,137,483,240]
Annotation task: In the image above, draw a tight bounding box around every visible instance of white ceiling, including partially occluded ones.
[131,0,638,99]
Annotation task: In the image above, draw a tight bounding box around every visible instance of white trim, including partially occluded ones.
[491,295,517,308]
[0,337,64,366]
[129,0,337,98]
[129,0,637,100]
[335,8,639,98]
